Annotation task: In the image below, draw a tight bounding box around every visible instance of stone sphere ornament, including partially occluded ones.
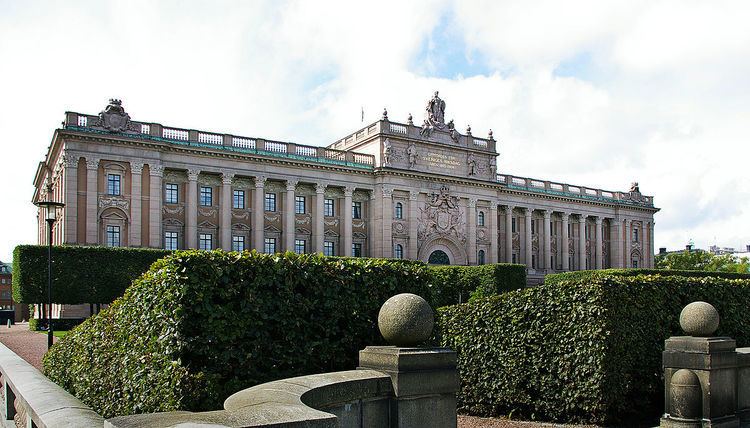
[378,293,435,347]
[679,301,720,337]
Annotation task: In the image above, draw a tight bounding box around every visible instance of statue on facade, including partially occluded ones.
[467,153,477,176]
[630,182,640,193]
[406,143,418,168]
[447,119,460,143]
[383,138,393,166]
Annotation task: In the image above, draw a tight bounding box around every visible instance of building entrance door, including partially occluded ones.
[428,250,451,265]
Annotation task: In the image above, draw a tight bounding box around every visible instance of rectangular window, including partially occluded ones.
[233,190,245,209]
[264,237,276,254]
[294,239,306,254]
[165,183,179,204]
[352,242,362,257]
[106,225,120,247]
[531,219,536,235]
[352,201,362,219]
[265,193,276,212]
[165,231,178,250]
[107,174,121,196]
[324,198,334,217]
[295,196,306,214]
[199,233,212,250]
[324,241,334,256]
[200,186,212,206]
[568,223,572,237]
[512,253,517,264]
[551,221,557,236]
[511,217,516,233]
[633,228,639,242]
[232,235,245,252]
[632,259,639,268]
[531,254,536,269]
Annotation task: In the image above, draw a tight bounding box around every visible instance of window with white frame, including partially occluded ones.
[633,227,639,242]
[200,186,212,206]
[394,244,403,259]
[478,211,485,227]
[352,201,362,219]
[264,237,276,254]
[294,239,306,254]
[164,231,178,250]
[265,193,276,212]
[232,235,245,252]
[295,196,305,214]
[165,183,179,204]
[106,225,120,247]
[324,198,334,216]
[352,242,362,257]
[233,190,245,209]
[324,241,334,256]
[395,202,403,219]
[107,174,121,196]
[199,233,212,250]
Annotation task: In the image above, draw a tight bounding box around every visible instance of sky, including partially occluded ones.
[0,0,749,262]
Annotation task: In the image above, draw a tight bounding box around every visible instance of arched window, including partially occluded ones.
[478,250,486,265]
[395,202,403,219]
[478,211,485,226]
[394,244,404,259]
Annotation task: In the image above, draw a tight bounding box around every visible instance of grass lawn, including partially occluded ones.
[35,330,69,338]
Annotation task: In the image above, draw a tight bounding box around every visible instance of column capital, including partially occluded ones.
[522,206,533,215]
[504,205,515,213]
[468,197,477,208]
[187,169,200,181]
[543,209,552,219]
[221,172,235,185]
[130,162,144,175]
[344,186,355,197]
[560,212,570,221]
[286,179,298,191]
[595,217,603,225]
[315,183,326,194]
[61,151,79,168]
[85,158,100,170]
[381,186,393,198]
[149,165,164,177]
[578,213,588,222]
[254,175,267,188]
[489,200,498,210]
[409,190,419,201]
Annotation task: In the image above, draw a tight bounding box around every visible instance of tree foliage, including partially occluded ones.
[655,250,749,273]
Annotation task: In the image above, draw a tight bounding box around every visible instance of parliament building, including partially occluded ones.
[34,94,659,291]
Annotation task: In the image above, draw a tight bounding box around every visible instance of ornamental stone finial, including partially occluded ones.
[488,129,494,140]
[466,124,472,135]
[407,113,413,125]
[377,293,434,347]
[680,301,720,337]
[382,108,388,121]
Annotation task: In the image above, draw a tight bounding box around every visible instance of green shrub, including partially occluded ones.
[12,245,171,304]
[429,264,526,306]
[43,251,436,417]
[29,317,85,331]
[437,269,750,425]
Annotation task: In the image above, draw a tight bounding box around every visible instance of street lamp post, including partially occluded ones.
[34,200,64,349]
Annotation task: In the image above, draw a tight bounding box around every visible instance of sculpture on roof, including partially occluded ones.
[630,182,640,193]
[97,99,131,133]
[421,91,447,137]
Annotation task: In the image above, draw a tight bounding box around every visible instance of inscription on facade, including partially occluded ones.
[425,152,460,170]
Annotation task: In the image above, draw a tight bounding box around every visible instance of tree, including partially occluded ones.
[656,250,750,273]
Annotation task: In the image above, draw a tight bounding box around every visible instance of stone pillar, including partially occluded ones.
[408,191,419,260]
[624,219,631,268]
[148,165,163,248]
[468,198,477,265]
[129,162,144,247]
[595,216,603,270]
[543,210,552,271]
[524,208,533,269]
[610,219,623,268]
[220,172,234,251]
[382,187,393,258]
[561,212,570,270]
[650,222,656,268]
[489,201,498,264]
[343,186,353,257]
[186,169,199,249]
[85,158,99,244]
[253,176,266,251]
[62,153,78,244]
[505,206,514,263]
[313,183,325,253]
[579,215,588,270]
[284,180,298,252]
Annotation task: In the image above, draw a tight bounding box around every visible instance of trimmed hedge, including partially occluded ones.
[29,317,85,331]
[545,268,750,285]
[12,245,171,304]
[429,264,527,307]
[437,269,750,424]
[43,251,438,417]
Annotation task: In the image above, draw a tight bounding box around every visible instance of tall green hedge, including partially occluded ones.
[43,251,437,417]
[437,269,750,425]
[12,245,171,304]
[429,264,526,307]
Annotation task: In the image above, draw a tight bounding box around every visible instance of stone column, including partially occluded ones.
[343,186,353,256]
[468,198,478,265]
[624,219,631,268]
[284,180,298,252]
[382,187,393,258]
[649,222,656,268]
[148,165,163,248]
[595,217,603,269]
[524,208,533,269]
[543,210,552,271]
[186,169,199,249]
[85,158,99,244]
[129,162,144,247]
[561,212,570,270]
[313,183,325,253]
[489,201,498,264]
[505,206,514,263]
[220,172,234,251]
[408,191,419,260]
[610,219,623,268]
[61,153,78,244]
[579,215,588,270]
[253,176,266,251]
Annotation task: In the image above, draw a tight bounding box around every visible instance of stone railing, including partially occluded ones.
[661,302,750,426]
[63,112,376,170]
[0,343,105,427]
[497,174,655,207]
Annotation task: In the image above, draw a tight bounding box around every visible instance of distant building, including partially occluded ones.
[0,261,26,323]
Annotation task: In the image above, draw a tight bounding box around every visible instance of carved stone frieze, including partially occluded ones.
[296,227,311,235]
[232,210,250,220]
[512,232,520,250]
[199,174,222,186]
[164,170,186,183]
[569,240,575,254]
[98,196,129,211]
[264,181,284,193]
[150,165,164,177]
[162,205,184,215]
[265,214,280,222]
[296,184,315,196]
[199,208,217,217]
[233,178,254,189]
[551,239,557,255]
[392,222,406,235]
[353,190,370,202]
[586,240,592,256]
[353,231,367,239]
[417,184,465,244]
[325,188,343,198]
[296,215,311,225]
[352,219,365,229]
[324,229,339,237]
[130,162,144,174]
[531,235,539,251]
[163,218,184,227]
[324,219,340,227]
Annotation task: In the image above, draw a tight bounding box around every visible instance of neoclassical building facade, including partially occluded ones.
[34,96,659,287]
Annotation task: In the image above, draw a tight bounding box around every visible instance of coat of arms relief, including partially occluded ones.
[417,185,466,247]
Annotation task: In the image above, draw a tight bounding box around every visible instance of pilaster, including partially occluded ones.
[343,186,354,257]
[468,198,477,265]
[489,201,498,264]
[505,206,514,263]
[61,152,78,244]
[314,183,325,253]
[543,210,552,271]
[595,216,604,269]
[524,208,533,268]
[253,176,266,251]
[624,219,631,268]
[284,180,298,252]
[220,172,234,251]
[610,218,623,268]
[579,215,588,271]
[130,162,144,247]
[381,186,393,258]
[408,191,419,260]
[186,169,199,249]
[85,158,99,245]
[561,212,570,270]
[148,165,163,248]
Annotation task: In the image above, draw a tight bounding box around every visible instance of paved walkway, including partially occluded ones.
[0,322,57,371]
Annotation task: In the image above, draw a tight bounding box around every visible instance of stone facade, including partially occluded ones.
[33,96,659,291]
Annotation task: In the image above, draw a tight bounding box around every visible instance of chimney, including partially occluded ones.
[659,247,667,255]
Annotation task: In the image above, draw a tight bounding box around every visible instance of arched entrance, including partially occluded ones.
[428,250,451,265]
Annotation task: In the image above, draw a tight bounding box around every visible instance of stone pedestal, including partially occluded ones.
[358,346,459,428]
[661,336,739,427]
